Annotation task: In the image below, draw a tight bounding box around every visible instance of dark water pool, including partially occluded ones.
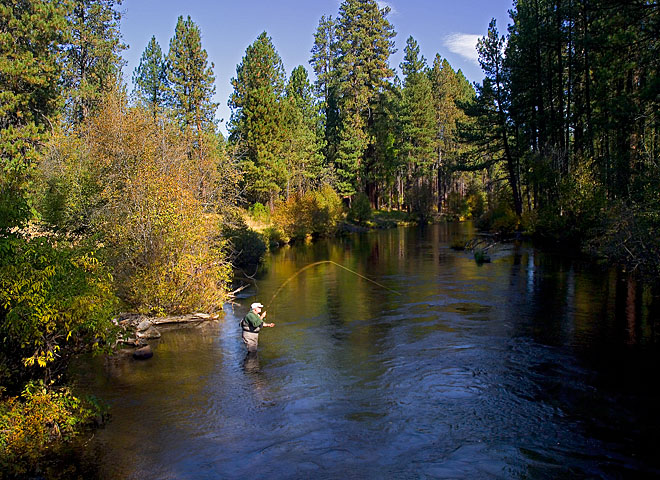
[73,223,660,479]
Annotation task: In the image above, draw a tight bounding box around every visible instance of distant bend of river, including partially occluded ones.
[72,223,660,479]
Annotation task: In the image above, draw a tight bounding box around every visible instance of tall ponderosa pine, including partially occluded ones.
[310,15,339,166]
[285,65,325,195]
[399,36,436,183]
[166,16,218,137]
[430,55,475,210]
[229,32,288,208]
[61,0,125,123]
[471,20,522,216]
[0,0,66,230]
[132,35,168,118]
[370,82,401,209]
[333,0,396,198]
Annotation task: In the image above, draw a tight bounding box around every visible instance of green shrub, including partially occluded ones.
[348,192,372,225]
[225,227,267,268]
[262,226,287,248]
[248,202,270,224]
[273,195,311,240]
[587,199,660,278]
[476,201,519,234]
[466,190,486,219]
[446,191,469,221]
[408,183,434,224]
[309,185,344,236]
[0,235,118,392]
[530,165,607,244]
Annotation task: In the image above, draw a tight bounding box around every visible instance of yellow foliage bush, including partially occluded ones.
[41,91,235,315]
[272,185,343,240]
[0,382,96,476]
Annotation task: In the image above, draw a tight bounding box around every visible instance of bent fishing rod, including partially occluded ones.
[265,260,401,310]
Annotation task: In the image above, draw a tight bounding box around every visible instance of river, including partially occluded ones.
[72,223,660,479]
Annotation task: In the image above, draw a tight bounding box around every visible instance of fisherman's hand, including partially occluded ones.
[267,323,275,327]
[260,311,267,319]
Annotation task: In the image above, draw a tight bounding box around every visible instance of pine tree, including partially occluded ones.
[229,32,288,209]
[0,0,66,231]
[333,0,396,198]
[371,83,402,209]
[396,36,436,217]
[399,36,436,180]
[429,55,475,210]
[285,66,325,194]
[310,15,340,169]
[287,65,318,128]
[132,36,168,118]
[61,0,126,123]
[310,15,336,107]
[166,16,218,137]
[476,19,522,216]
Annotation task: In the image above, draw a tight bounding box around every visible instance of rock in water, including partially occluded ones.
[136,325,161,339]
[133,345,153,360]
[136,319,152,332]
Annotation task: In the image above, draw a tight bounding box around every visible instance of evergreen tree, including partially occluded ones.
[132,35,168,118]
[310,15,340,170]
[333,0,396,198]
[285,66,325,194]
[229,32,288,209]
[399,36,436,185]
[429,55,475,210]
[310,15,336,107]
[371,82,402,209]
[61,0,125,123]
[166,16,218,137]
[471,19,522,215]
[0,0,66,231]
[287,65,318,127]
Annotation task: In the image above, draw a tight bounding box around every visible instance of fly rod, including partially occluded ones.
[266,260,401,309]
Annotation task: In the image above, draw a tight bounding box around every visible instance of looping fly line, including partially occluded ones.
[266,260,401,309]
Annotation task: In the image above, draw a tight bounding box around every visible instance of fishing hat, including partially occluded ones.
[251,302,264,309]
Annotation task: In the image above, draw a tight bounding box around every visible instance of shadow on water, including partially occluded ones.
[63,223,660,479]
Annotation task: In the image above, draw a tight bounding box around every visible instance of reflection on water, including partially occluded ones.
[71,223,660,479]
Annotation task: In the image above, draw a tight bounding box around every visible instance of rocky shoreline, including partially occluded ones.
[113,312,220,359]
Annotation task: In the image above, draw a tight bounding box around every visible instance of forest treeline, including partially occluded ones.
[0,0,658,473]
[469,0,659,279]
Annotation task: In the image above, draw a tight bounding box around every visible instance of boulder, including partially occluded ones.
[136,326,161,339]
[133,345,153,360]
[136,319,152,332]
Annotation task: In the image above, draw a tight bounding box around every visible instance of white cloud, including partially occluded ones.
[443,33,481,65]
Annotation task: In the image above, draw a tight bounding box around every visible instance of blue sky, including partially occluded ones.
[118,0,514,134]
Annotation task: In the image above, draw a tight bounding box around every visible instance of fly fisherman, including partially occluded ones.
[241,302,275,352]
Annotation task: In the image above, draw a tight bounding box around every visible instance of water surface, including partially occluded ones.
[75,223,660,479]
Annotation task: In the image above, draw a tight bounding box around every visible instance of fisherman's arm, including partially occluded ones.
[259,311,275,327]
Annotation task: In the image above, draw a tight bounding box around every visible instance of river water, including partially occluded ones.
[73,223,660,479]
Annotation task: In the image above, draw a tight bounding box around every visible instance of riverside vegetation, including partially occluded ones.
[1,0,658,476]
